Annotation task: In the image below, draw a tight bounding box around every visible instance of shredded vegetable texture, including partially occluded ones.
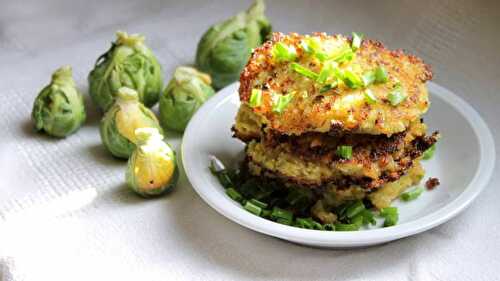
[209,158,418,231]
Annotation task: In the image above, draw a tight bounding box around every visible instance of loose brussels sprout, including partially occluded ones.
[195,0,271,90]
[32,66,86,138]
[100,87,163,159]
[88,31,163,111]
[159,66,215,132]
[126,127,178,197]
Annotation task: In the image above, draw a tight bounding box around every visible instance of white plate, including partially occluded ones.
[182,82,495,248]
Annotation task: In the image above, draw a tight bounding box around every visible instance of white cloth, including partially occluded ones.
[0,1,499,280]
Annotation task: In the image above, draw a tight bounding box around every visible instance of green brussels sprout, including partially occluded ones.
[99,87,163,159]
[31,66,86,138]
[88,31,163,111]
[159,66,215,132]
[195,0,272,90]
[126,127,178,197]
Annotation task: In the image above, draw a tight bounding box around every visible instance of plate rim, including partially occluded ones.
[182,82,495,246]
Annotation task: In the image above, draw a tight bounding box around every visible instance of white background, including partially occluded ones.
[0,0,499,280]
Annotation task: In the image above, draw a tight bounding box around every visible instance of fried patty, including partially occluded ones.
[239,32,432,136]
[244,120,437,189]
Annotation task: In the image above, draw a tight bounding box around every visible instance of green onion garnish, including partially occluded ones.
[422,144,436,160]
[272,93,294,114]
[249,89,262,108]
[336,145,353,159]
[316,63,334,84]
[319,82,338,93]
[272,42,297,62]
[374,66,388,83]
[295,217,314,229]
[387,84,406,106]
[380,207,398,227]
[226,188,243,202]
[361,209,376,225]
[351,214,364,227]
[343,70,363,89]
[271,207,293,222]
[249,198,268,209]
[364,89,377,104]
[362,70,376,86]
[323,223,335,231]
[346,200,365,218]
[244,201,262,216]
[351,32,363,51]
[291,63,319,79]
[334,223,360,231]
[209,162,233,188]
[261,209,272,218]
[276,218,293,225]
[400,187,424,201]
[332,47,355,64]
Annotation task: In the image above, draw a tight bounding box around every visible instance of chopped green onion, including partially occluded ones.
[315,51,329,62]
[261,209,272,218]
[272,42,297,62]
[351,214,364,227]
[244,201,262,216]
[295,217,314,229]
[400,187,424,201]
[271,207,293,222]
[361,209,376,225]
[319,82,338,93]
[323,223,335,231]
[336,145,353,159]
[311,220,323,230]
[226,188,243,202]
[343,70,363,89]
[351,32,363,51]
[316,63,334,84]
[364,89,377,104]
[272,93,294,114]
[380,207,398,227]
[276,218,293,225]
[374,66,388,83]
[300,40,312,54]
[249,89,262,108]
[361,70,376,86]
[346,200,365,218]
[387,84,406,106]
[422,144,436,160]
[249,198,268,209]
[291,63,319,79]
[335,223,360,231]
[210,164,233,188]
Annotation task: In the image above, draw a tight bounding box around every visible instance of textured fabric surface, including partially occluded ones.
[0,1,499,280]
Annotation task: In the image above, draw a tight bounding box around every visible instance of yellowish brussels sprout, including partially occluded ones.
[126,127,178,197]
[32,66,86,137]
[99,87,163,159]
[159,66,215,132]
[88,31,163,111]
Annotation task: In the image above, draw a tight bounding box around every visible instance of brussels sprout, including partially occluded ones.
[88,31,163,111]
[100,87,163,159]
[126,127,178,197]
[159,66,215,132]
[31,66,86,138]
[195,0,271,90]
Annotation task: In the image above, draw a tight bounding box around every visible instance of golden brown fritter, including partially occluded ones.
[239,32,432,136]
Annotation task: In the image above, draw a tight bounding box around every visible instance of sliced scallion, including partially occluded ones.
[271,207,293,222]
[346,200,365,218]
[319,82,338,93]
[351,32,363,51]
[244,201,262,216]
[362,70,376,86]
[336,145,353,159]
[249,89,262,108]
[334,223,360,231]
[364,89,377,104]
[400,187,424,202]
[374,66,388,83]
[422,144,436,160]
[343,70,363,89]
[272,93,294,114]
[380,207,398,227]
[226,188,243,202]
[387,84,406,106]
[249,198,268,209]
[291,63,319,80]
[272,42,297,62]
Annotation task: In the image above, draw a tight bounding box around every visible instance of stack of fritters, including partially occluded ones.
[233,32,438,209]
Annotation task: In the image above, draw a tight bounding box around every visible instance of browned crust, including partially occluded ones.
[238,32,433,136]
[245,132,438,190]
